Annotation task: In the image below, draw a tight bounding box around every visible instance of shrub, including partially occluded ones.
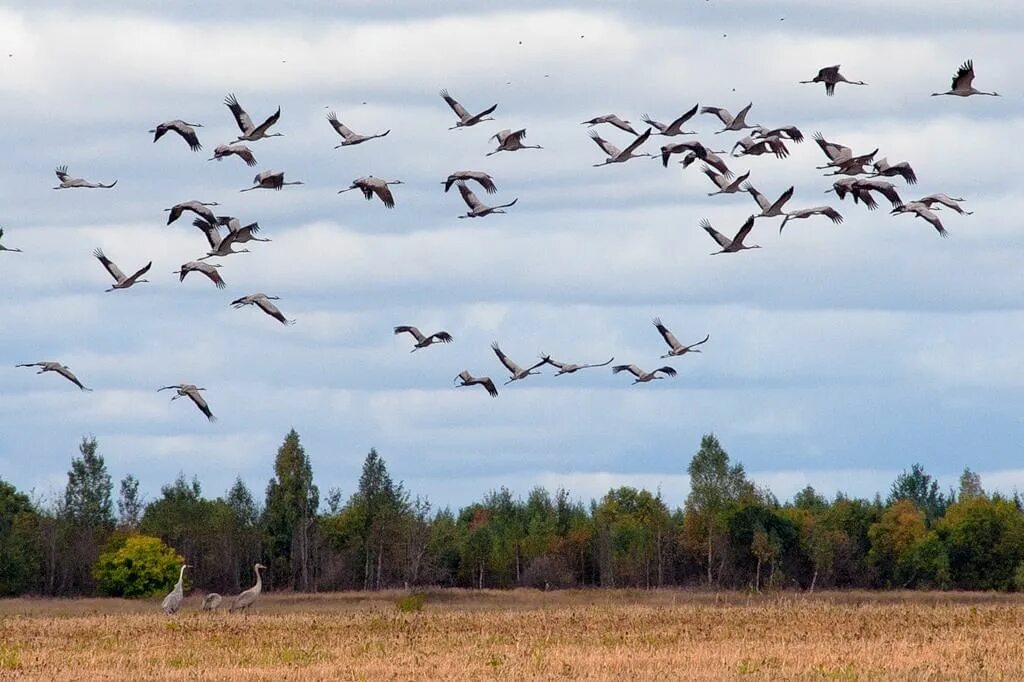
[93,534,184,597]
[395,592,427,613]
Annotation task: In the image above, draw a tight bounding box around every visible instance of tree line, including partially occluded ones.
[2,430,1023,597]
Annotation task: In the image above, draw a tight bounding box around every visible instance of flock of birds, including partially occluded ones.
[5,59,995,419]
[161,563,265,615]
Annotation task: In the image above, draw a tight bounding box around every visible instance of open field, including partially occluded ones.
[2,590,1024,680]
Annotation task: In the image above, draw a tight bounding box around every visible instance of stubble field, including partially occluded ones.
[1,589,1023,680]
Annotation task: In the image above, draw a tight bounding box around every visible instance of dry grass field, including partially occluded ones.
[2,589,1023,680]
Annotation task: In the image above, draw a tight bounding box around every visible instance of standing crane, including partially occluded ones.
[93,249,151,292]
[700,216,760,254]
[327,111,390,147]
[454,371,498,397]
[932,60,999,97]
[53,165,116,189]
[230,563,266,612]
[642,105,700,136]
[581,114,639,135]
[231,293,295,325]
[537,354,614,375]
[589,128,653,166]
[165,200,219,225]
[455,182,517,218]
[201,593,223,611]
[440,89,497,129]
[16,362,92,391]
[443,171,496,194]
[173,261,226,289]
[0,228,22,253]
[150,120,202,151]
[653,319,710,358]
[394,326,453,351]
[491,342,545,385]
[161,564,191,615]
[800,66,867,96]
[159,384,216,422]
[240,170,303,192]
[700,103,758,133]
[225,93,283,141]
[487,129,542,155]
[209,144,257,167]
[612,364,677,384]
[337,176,403,208]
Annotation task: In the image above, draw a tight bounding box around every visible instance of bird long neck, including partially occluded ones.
[177,565,186,586]
[254,565,262,589]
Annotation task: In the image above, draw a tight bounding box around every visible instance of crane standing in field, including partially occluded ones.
[161,564,191,615]
[202,593,223,611]
[230,563,266,613]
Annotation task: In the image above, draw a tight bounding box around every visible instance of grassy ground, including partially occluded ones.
[2,589,1023,680]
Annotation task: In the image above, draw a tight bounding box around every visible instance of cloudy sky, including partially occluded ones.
[2,2,1023,511]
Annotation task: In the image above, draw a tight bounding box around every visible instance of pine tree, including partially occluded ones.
[263,430,319,591]
[60,436,114,593]
[117,474,143,530]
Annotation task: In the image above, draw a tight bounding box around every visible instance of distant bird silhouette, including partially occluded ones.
[590,128,653,166]
[53,165,116,189]
[779,206,844,233]
[701,103,757,133]
[642,105,699,136]
[891,202,948,237]
[327,111,389,147]
[232,293,294,325]
[454,370,498,397]
[0,227,22,253]
[581,114,639,135]
[150,120,202,151]
[225,93,283,141]
[443,171,496,194]
[487,129,542,155]
[455,182,517,218]
[394,326,453,351]
[701,216,760,254]
[173,261,226,289]
[338,176,403,208]
[93,249,151,292]
[801,65,866,96]
[159,384,216,422]
[612,364,677,384]
[538,354,614,375]
[240,170,303,192]
[869,158,918,184]
[165,200,219,225]
[16,362,91,391]
[209,144,257,167]
[440,89,497,129]
[653,319,709,358]
[491,342,545,385]
[917,193,972,215]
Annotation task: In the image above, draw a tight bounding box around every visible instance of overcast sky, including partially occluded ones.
[2,2,1023,511]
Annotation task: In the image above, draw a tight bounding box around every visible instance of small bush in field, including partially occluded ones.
[93,534,184,598]
[395,592,427,613]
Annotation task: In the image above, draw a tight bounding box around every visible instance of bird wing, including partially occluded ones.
[491,342,522,374]
[472,173,497,194]
[429,331,454,343]
[700,106,732,125]
[699,219,730,248]
[732,102,753,126]
[457,182,485,210]
[667,103,699,131]
[125,261,153,285]
[250,107,282,137]
[619,128,652,156]
[480,378,498,397]
[813,132,845,161]
[192,218,222,249]
[655,366,678,377]
[224,93,254,133]
[578,357,615,370]
[199,264,226,289]
[235,146,257,166]
[653,317,683,350]
[916,207,948,237]
[540,355,567,370]
[641,114,665,131]
[734,215,757,244]
[92,249,126,282]
[744,184,770,210]
[952,60,975,91]
[255,297,291,325]
[54,365,88,390]
[588,131,620,158]
[185,388,216,422]
[612,364,643,378]
[327,111,355,139]
[440,89,470,119]
[705,153,732,178]
[769,186,795,213]
[174,123,202,152]
[778,126,804,143]
[55,165,70,181]
[373,184,396,208]
[895,162,917,184]
[690,334,710,348]
[394,325,426,342]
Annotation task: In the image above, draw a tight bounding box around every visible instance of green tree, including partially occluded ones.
[93,534,184,597]
[957,468,985,501]
[888,464,947,523]
[263,429,319,591]
[940,496,1024,590]
[117,474,143,530]
[867,499,927,586]
[0,480,40,596]
[60,436,114,593]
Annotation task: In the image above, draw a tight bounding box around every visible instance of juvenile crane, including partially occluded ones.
[53,165,116,189]
[701,216,760,254]
[201,593,223,611]
[230,563,266,612]
[454,370,498,397]
[159,384,216,422]
[455,182,517,218]
[800,65,866,96]
[394,326,454,351]
[208,144,257,167]
[491,342,545,385]
[653,319,710,358]
[779,206,844,233]
[612,364,677,384]
[0,228,22,253]
[440,89,497,129]
[932,60,999,97]
[537,354,614,375]
[93,249,151,292]
[232,293,294,325]
[337,176,403,208]
[642,105,699,136]
[16,362,92,391]
[161,564,191,615]
[240,170,303,192]
[891,202,948,237]
[700,103,757,133]
[225,93,283,141]
[150,120,202,151]
[443,171,496,194]
[327,111,390,147]
[165,200,219,225]
[173,261,226,289]
[590,128,653,166]
[487,129,542,155]
[581,114,639,135]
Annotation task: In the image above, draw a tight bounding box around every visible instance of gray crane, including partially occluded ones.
[394,326,453,351]
[642,105,699,136]
[53,165,116,189]
[487,129,542,155]
[826,178,903,210]
[681,150,732,178]
[150,120,202,151]
[196,223,250,260]
[660,140,727,169]
[0,228,22,253]
[779,206,844,233]
[338,176,404,208]
[752,125,804,143]
[93,249,151,292]
[932,60,999,97]
[16,362,91,391]
[653,319,709,358]
[201,593,223,611]
[732,135,789,159]
[209,144,257,167]
[165,200,219,226]
[240,170,303,192]
[225,94,283,141]
[612,364,677,384]
[581,114,639,135]
[327,111,390,147]
[801,65,866,96]
[232,293,295,326]
[173,261,226,289]
[701,216,760,254]
[443,171,496,194]
[454,370,498,397]
[917,194,972,215]
[161,564,191,615]
[703,167,749,196]
[590,128,653,166]
[869,158,918,184]
[538,354,614,375]
[230,563,266,612]
[159,384,216,422]
[745,184,795,218]
[491,342,545,385]
[211,216,270,244]
[700,103,757,133]
[813,133,877,174]
[891,202,948,237]
[455,182,517,218]
[440,89,497,129]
